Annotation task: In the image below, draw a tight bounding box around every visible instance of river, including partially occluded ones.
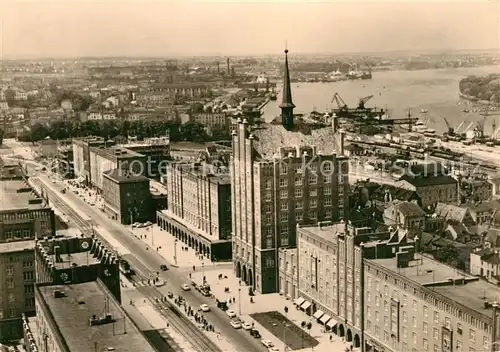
[262,65,500,135]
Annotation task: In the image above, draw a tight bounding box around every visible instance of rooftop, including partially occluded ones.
[0,179,47,211]
[52,252,100,270]
[91,146,144,160]
[372,254,500,316]
[249,123,340,159]
[38,281,155,352]
[172,162,230,184]
[298,222,346,244]
[103,168,149,184]
[0,240,35,254]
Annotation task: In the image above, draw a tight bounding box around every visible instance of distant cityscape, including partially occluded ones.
[1,46,500,352]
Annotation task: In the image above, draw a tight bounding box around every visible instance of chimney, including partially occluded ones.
[227,58,230,76]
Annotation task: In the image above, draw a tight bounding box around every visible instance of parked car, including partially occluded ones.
[261,340,274,348]
[160,264,168,271]
[250,329,261,338]
[181,284,191,291]
[230,320,242,329]
[226,309,237,318]
[200,304,210,312]
[242,322,252,330]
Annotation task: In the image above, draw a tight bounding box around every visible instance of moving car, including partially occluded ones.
[261,340,274,348]
[250,329,261,338]
[230,320,242,329]
[181,284,191,291]
[200,304,210,312]
[226,309,236,318]
[160,264,168,271]
[154,280,165,287]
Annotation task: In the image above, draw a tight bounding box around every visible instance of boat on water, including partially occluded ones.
[421,109,428,114]
[463,109,470,113]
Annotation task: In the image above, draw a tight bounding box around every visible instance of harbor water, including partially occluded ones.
[262,65,500,135]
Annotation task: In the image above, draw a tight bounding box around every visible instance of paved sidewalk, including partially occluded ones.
[132,224,217,270]
[191,268,360,352]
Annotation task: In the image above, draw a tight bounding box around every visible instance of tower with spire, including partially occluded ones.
[279,48,295,131]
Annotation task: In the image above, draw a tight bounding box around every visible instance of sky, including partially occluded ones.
[0,0,499,58]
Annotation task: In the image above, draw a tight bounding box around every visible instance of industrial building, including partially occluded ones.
[102,168,151,225]
[231,49,349,294]
[157,161,232,260]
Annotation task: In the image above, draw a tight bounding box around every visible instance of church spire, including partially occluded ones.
[279,47,295,130]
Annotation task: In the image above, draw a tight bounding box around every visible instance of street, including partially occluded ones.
[33,173,268,352]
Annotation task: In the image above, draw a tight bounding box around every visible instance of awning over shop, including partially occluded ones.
[300,301,311,310]
[313,310,324,319]
[320,314,331,324]
[326,317,338,328]
[294,297,305,306]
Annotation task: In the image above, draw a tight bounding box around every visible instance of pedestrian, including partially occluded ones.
[330,335,333,342]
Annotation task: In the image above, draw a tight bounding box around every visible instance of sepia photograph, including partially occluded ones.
[1,0,500,351]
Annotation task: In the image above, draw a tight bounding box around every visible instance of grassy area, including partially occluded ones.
[250,311,319,350]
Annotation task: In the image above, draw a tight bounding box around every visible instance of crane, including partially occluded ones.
[442,117,454,136]
[331,93,347,111]
[358,95,374,109]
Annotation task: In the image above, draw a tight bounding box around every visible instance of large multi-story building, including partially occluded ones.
[89,146,145,192]
[279,223,381,350]
[102,168,151,225]
[0,165,56,341]
[157,161,232,260]
[72,137,108,184]
[24,278,154,352]
[231,49,349,294]
[120,136,171,179]
[364,243,499,352]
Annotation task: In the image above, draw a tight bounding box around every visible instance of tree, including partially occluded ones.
[4,89,16,106]
[435,244,460,266]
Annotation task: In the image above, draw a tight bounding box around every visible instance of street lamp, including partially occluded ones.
[174,239,178,265]
[238,288,241,316]
[202,261,205,284]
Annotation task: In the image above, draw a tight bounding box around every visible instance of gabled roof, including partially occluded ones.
[434,203,469,223]
[390,201,425,217]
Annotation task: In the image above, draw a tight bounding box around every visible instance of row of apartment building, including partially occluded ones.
[278,221,500,352]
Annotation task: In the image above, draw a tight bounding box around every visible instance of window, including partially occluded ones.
[484,336,489,349]
[412,332,417,344]
[280,164,288,175]
[6,266,13,276]
[423,322,428,334]
[423,305,428,318]
[295,189,302,198]
[280,203,288,211]
[434,311,439,324]
[469,329,475,343]
[7,279,14,289]
[324,187,331,195]
[279,178,287,187]
[280,213,288,223]
[265,179,272,189]
[265,193,271,202]
[413,299,418,311]
[323,175,332,184]
[9,308,16,318]
[23,271,34,281]
[295,176,302,185]
[325,198,332,207]
[8,294,15,303]
[23,261,34,268]
[23,229,31,238]
[433,328,439,340]
[296,200,303,209]
[280,190,288,199]
[412,316,417,328]
[264,204,271,213]
[24,285,33,294]
[309,175,317,185]
[310,198,317,208]
[266,257,274,268]
[423,339,429,351]
[25,298,34,308]
[384,316,389,328]
[5,231,12,240]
